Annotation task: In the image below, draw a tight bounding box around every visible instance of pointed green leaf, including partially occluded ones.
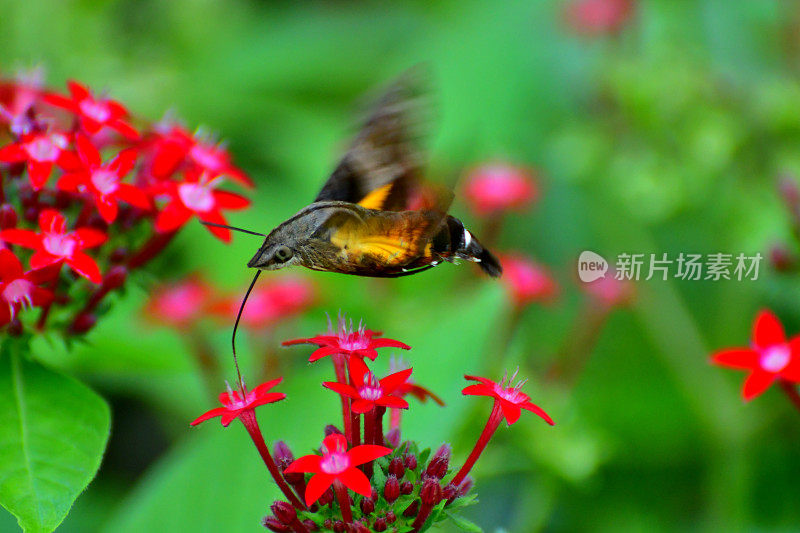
[0,346,110,532]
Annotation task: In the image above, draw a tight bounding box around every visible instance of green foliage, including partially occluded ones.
[0,340,110,532]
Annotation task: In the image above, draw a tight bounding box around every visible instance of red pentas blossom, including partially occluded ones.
[0,209,107,283]
[564,0,635,36]
[43,80,139,140]
[154,167,250,242]
[0,249,53,325]
[57,134,151,223]
[285,433,392,507]
[283,314,410,362]
[324,357,411,413]
[462,162,538,216]
[711,310,800,400]
[209,276,315,329]
[144,274,212,329]
[580,271,635,309]
[0,130,78,190]
[145,123,252,186]
[0,69,43,135]
[500,253,558,308]
[191,378,286,427]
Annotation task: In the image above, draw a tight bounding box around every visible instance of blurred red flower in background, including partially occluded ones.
[0,131,77,190]
[209,276,315,329]
[580,271,635,309]
[144,274,213,329]
[0,249,53,325]
[711,310,800,400]
[499,253,558,308]
[462,163,538,216]
[44,80,139,139]
[564,0,635,36]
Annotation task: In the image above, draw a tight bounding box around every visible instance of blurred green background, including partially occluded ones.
[3,0,800,531]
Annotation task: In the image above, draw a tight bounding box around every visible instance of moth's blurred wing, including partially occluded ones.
[315,68,430,211]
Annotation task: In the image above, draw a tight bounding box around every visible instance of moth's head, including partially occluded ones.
[247,224,302,271]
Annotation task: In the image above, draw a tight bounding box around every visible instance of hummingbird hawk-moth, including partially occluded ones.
[244,71,502,280]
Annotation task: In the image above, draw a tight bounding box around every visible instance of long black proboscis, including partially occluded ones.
[201,220,266,237]
[232,269,261,391]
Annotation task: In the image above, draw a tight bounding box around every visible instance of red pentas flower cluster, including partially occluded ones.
[0,72,252,336]
[192,313,554,532]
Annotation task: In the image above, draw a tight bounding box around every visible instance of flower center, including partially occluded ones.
[79,99,111,123]
[25,136,59,162]
[320,452,351,475]
[358,383,384,402]
[339,332,368,351]
[178,182,215,212]
[189,144,223,171]
[494,384,525,404]
[91,169,119,195]
[760,344,791,373]
[2,278,33,306]
[42,233,77,257]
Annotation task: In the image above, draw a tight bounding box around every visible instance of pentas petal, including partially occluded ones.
[742,371,776,401]
[26,264,61,285]
[67,80,90,100]
[29,287,53,307]
[323,381,359,399]
[379,368,413,394]
[0,143,26,162]
[338,467,372,498]
[96,196,118,223]
[57,172,84,191]
[28,161,53,190]
[30,251,61,269]
[110,148,138,177]
[155,201,192,232]
[39,209,66,233]
[370,338,411,350]
[190,407,230,426]
[42,92,75,110]
[0,305,11,326]
[116,184,151,209]
[252,377,283,395]
[284,455,322,474]
[75,134,102,168]
[753,310,785,349]
[248,392,286,409]
[521,402,555,425]
[220,409,244,427]
[304,473,335,506]
[356,348,379,361]
[403,383,445,405]
[462,383,493,397]
[348,357,370,385]
[67,252,103,283]
[0,249,24,280]
[322,433,347,452]
[711,349,758,370]
[499,400,522,425]
[0,229,41,249]
[347,444,392,467]
[74,228,107,248]
[309,345,345,362]
[56,150,81,172]
[376,396,409,410]
[110,119,139,140]
[351,399,376,414]
[151,141,187,178]
[213,190,250,210]
[198,210,231,242]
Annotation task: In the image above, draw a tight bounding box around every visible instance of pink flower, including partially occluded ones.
[190,378,286,427]
[0,70,44,135]
[463,163,538,216]
[564,0,635,36]
[462,372,554,426]
[0,131,78,190]
[144,274,212,329]
[0,209,107,283]
[154,168,250,242]
[580,271,634,309]
[209,276,315,329]
[711,310,800,400]
[43,81,139,139]
[284,433,391,506]
[146,124,252,187]
[57,134,151,222]
[323,357,411,413]
[282,314,410,362]
[500,253,558,308]
[0,249,53,325]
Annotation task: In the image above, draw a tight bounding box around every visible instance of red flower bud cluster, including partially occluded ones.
[0,72,253,336]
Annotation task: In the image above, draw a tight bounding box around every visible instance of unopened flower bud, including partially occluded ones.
[404,454,417,471]
[302,519,317,531]
[261,516,290,532]
[110,247,128,264]
[384,474,400,502]
[324,424,343,436]
[70,313,97,334]
[318,488,334,506]
[54,191,72,209]
[8,317,23,336]
[0,204,17,229]
[442,483,457,502]
[388,457,405,478]
[18,186,36,208]
[385,510,396,523]
[403,500,420,517]
[23,206,38,223]
[420,478,442,505]
[425,445,450,478]
[332,521,345,532]
[270,501,296,524]
[457,477,473,497]
[323,519,333,529]
[385,428,400,447]
[360,497,375,515]
[400,481,413,495]
[352,522,369,533]
[273,441,294,469]
[373,517,387,531]
[104,266,127,291]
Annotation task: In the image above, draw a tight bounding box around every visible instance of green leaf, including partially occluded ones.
[445,511,484,532]
[0,344,110,533]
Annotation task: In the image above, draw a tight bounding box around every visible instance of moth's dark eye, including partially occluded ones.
[274,245,293,263]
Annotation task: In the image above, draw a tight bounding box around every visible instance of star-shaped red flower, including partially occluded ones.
[284,433,391,506]
[43,80,138,139]
[0,249,53,325]
[0,130,79,190]
[463,372,554,425]
[146,124,252,187]
[711,310,800,400]
[323,357,411,413]
[153,168,250,242]
[190,377,286,427]
[0,209,107,283]
[57,134,151,223]
[282,315,410,362]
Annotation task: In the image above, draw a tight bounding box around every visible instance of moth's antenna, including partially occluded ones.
[232,269,261,392]
[201,220,266,237]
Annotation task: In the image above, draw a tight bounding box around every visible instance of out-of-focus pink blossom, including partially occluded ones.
[462,163,538,216]
[499,253,558,308]
[564,0,635,36]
